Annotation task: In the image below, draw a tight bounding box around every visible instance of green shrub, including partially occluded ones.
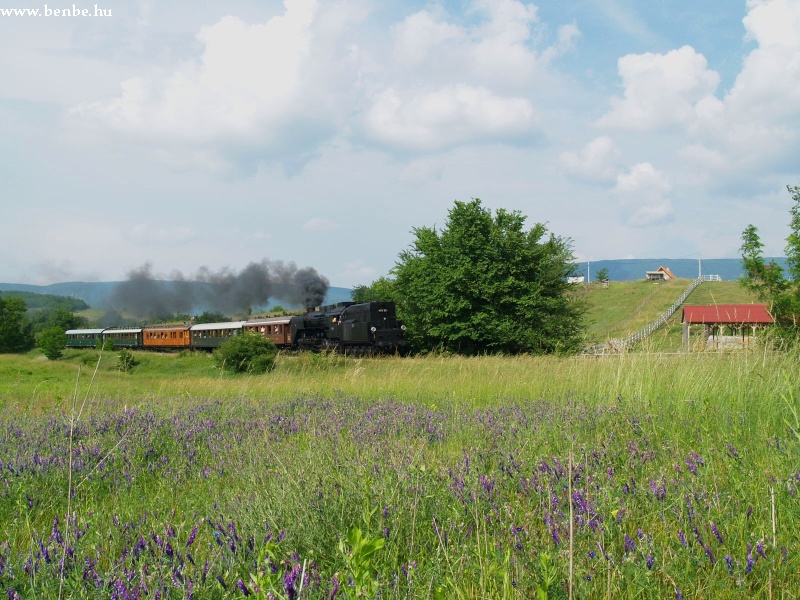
[214,332,277,374]
[117,349,137,372]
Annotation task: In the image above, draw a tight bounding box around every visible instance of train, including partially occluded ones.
[65,301,407,355]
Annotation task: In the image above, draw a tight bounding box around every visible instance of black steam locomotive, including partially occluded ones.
[66,301,407,355]
[291,301,406,354]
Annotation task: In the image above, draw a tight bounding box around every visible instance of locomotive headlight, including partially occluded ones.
[370,326,377,332]
[401,325,406,330]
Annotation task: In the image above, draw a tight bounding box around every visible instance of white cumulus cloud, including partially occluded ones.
[559,136,622,183]
[614,163,673,227]
[364,85,536,151]
[597,45,720,131]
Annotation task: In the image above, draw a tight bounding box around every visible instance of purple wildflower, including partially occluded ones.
[328,575,340,599]
[710,521,724,544]
[624,534,636,554]
[186,525,198,547]
[725,443,740,459]
[725,555,733,572]
[756,540,767,559]
[647,553,654,569]
[51,516,64,544]
[236,579,251,596]
[285,563,301,600]
[745,553,755,575]
[678,530,687,547]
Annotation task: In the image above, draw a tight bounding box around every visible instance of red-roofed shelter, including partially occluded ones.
[681,304,773,350]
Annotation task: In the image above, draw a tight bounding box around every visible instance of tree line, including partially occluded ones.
[739,184,800,339]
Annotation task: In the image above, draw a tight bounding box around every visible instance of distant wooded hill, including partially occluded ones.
[0,290,89,311]
[0,281,354,310]
[0,257,787,308]
[578,257,787,282]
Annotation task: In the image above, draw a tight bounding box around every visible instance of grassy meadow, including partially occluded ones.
[581,279,760,352]
[1,344,799,598]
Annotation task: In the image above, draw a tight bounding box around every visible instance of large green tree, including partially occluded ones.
[0,296,34,353]
[351,277,398,304]
[740,184,800,329]
[37,327,68,360]
[29,305,88,335]
[393,199,585,354]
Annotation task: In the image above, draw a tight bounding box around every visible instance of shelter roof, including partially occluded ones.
[681,304,773,325]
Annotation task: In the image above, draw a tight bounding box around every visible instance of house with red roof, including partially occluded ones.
[681,304,773,350]
[646,266,677,281]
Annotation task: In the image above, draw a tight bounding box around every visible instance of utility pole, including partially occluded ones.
[698,254,702,279]
[587,261,591,284]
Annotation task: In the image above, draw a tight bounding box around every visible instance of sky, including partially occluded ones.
[1,0,799,288]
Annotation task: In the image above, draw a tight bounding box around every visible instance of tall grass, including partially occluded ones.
[0,347,798,597]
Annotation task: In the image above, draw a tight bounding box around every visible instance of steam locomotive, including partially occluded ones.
[65,301,407,355]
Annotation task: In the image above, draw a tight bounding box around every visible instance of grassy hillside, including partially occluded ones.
[580,279,759,348]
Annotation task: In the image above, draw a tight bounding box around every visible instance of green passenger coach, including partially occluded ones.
[65,328,105,348]
[102,328,143,348]
[190,321,246,349]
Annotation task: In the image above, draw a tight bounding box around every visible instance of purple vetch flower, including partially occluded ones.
[624,534,636,554]
[51,516,64,544]
[704,545,715,564]
[746,506,754,519]
[756,540,767,559]
[647,553,654,569]
[215,574,226,590]
[685,457,697,475]
[186,525,198,547]
[692,525,704,546]
[236,579,251,596]
[676,590,683,600]
[710,521,724,544]
[745,553,755,575]
[678,530,687,547]
[285,563,302,600]
[725,555,733,572]
[328,575,340,599]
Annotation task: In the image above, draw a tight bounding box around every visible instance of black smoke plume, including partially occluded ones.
[111,260,330,319]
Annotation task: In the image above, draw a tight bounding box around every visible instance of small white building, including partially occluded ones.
[645,266,676,281]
